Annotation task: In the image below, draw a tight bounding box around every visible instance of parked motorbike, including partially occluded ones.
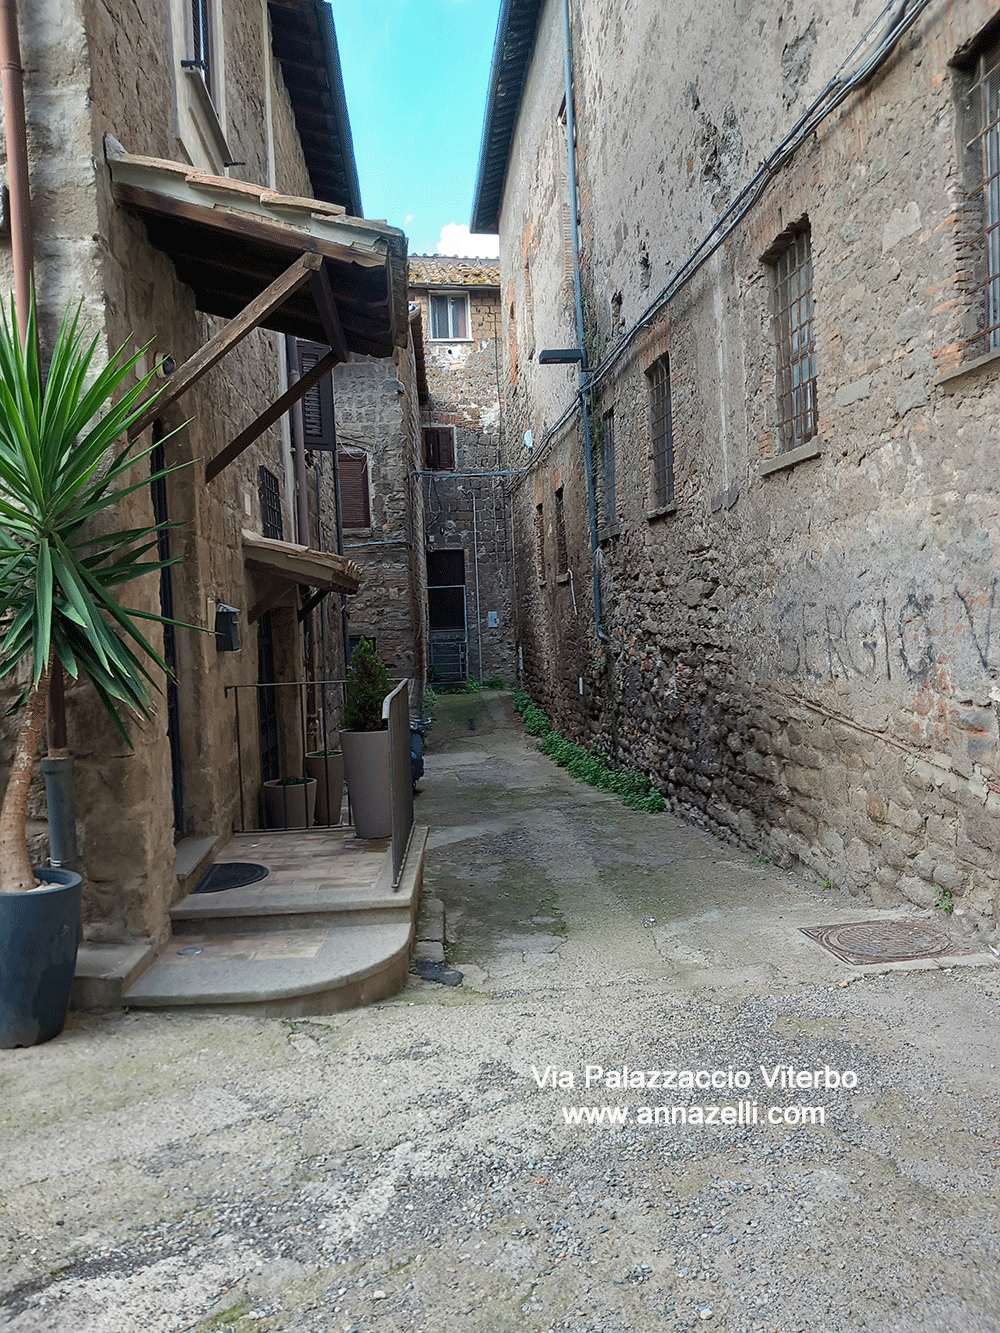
[410,716,427,792]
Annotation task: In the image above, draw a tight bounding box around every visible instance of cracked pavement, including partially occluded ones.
[2,690,999,1332]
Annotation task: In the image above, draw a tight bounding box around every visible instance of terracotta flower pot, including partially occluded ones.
[339,730,391,839]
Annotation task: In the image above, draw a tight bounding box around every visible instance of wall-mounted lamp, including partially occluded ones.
[538,348,585,365]
[214,604,241,653]
[155,355,177,378]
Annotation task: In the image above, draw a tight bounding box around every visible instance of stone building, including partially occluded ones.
[0,0,408,944]
[473,0,1000,932]
[409,257,517,686]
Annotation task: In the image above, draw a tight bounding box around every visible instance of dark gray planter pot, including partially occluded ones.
[0,868,83,1049]
[304,751,344,826]
[262,778,317,829]
[340,730,391,839]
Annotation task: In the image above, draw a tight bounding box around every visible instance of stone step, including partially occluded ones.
[174,835,220,898]
[122,922,412,1017]
[72,941,157,1011]
[124,826,428,1017]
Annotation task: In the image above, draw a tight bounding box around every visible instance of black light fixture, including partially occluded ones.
[214,604,241,653]
[538,348,585,365]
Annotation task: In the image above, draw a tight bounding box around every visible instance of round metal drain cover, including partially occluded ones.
[800,919,969,966]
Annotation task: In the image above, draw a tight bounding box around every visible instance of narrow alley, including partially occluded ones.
[2,693,999,1333]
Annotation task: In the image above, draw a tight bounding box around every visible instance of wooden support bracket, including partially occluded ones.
[206,347,339,482]
[308,262,350,363]
[127,251,323,441]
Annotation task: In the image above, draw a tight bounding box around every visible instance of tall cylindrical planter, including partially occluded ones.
[262,778,317,829]
[304,751,344,826]
[340,730,392,839]
[0,869,83,1049]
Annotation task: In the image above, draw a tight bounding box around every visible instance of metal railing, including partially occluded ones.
[383,679,414,889]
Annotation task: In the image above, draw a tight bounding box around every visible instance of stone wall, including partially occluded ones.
[333,347,426,688]
[495,0,1000,934]
[0,0,332,943]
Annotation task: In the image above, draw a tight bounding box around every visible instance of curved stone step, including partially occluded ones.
[123,921,412,1017]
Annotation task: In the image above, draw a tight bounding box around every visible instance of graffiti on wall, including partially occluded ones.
[772,579,998,689]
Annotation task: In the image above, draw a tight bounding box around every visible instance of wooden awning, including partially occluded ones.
[243,529,363,624]
[107,140,408,355]
[105,139,408,481]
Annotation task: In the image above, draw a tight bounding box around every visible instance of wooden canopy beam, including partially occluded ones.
[128,251,323,441]
[206,347,339,482]
[309,262,350,362]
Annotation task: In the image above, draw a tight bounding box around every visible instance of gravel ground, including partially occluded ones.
[2,691,999,1332]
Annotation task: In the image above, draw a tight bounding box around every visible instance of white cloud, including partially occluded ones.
[435,222,500,259]
[404,213,414,224]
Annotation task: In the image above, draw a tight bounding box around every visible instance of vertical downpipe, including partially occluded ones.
[2,0,78,863]
[561,0,605,646]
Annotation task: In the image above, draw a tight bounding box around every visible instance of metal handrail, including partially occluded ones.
[383,679,414,888]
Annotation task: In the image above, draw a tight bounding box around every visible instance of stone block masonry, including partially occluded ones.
[488,0,1000,935]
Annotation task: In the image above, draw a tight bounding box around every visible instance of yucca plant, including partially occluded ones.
[0,294,184,895]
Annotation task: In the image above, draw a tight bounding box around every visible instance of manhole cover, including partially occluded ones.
[800,919,975,966]
[194,863,269,894]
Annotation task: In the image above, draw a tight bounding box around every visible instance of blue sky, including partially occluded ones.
[331,0,502,258]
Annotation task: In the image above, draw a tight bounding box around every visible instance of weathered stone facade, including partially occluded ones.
[0,1,402,944]
[476,0,1000,933]
[333,339,428,690]
[409,258,516,685]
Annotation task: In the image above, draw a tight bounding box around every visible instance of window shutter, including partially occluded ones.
[423,427,455,470]
[339,454,370,528]
[293,339,337,450]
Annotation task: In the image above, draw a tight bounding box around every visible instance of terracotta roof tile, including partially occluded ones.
[408,255,499,288]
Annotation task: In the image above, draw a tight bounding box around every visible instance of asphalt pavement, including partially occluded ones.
[2,689,999,1333]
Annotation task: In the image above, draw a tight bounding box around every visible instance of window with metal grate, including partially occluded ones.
[601,408,617,528]
[554,487,569,577]
[769,224,817,454]
[191,0,214,100]
[258,466,283,541]
[962,40,1000,357]
[646,355,675,509]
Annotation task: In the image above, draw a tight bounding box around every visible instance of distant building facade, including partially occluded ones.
[409,258,516,686]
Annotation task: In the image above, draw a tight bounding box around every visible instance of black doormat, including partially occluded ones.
[193,863,270,894]
[410,958,463,986]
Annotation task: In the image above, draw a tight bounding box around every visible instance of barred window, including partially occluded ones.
[534,504,546,584]
[258,466,283,541]
[646,355,675,510]
[600,407,617,528]
[191,0,215,100]
[770,225,817,453]
[554,487,568,577]
[963,41,1000,356]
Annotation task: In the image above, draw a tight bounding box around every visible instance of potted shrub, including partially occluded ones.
[262,775,317,829]
[0,296,182,1048]
[303,748,344,825]
[339,637,392,839]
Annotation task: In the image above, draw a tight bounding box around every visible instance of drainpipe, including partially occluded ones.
[561,0,606,645]
[0,0,33,348]
[1,0,78,864]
